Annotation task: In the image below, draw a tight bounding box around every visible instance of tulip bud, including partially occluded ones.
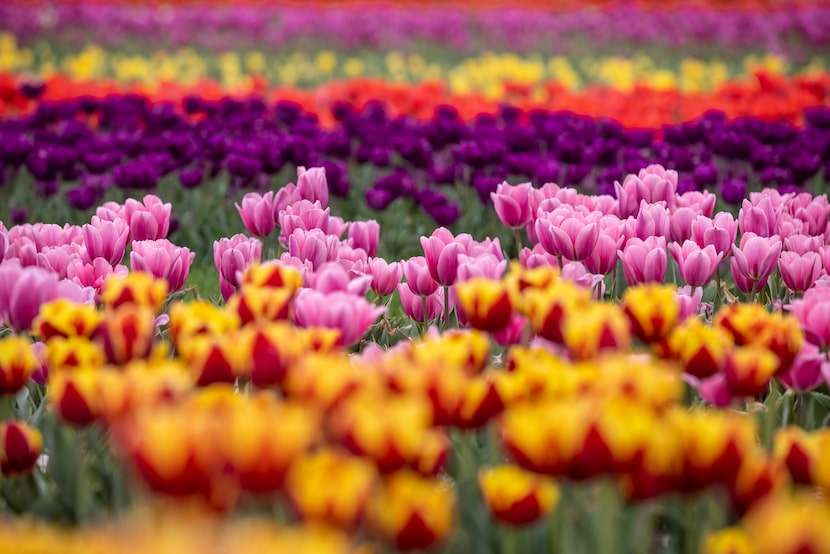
[168,300,240,345]
[100,272,168,312]
[703,527,754,554]
[742,493,830,554]
[773,426,824,485]
[523,281,590,343]
[241,261,304,292]
[227,285,295,325]
[454,277,513,332]
[723,346,779,397]
[0,420,42,475]
[562,303,631,360]
[49,369,99,426]
[479,465,559,526]
[0,337,38,395]
[285,448,377,530]
[96,304,157,365]
[621,284,680,343]
[32,299,103,340]
[44,336,106,372]
[663,318,733,379]
[367,470,455,551]
[178,330,254,386]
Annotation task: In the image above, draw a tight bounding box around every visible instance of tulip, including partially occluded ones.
[168,301,240,345]
[402,256,439,296]
[227,286,295,325]
[738,196,779,238]
[715,304,803,373]
[453,375,505,429]
[742,493,830,554]
[223,395,319,493]
[308,262,371,297]
[43,336,105,372]
[479,465,559,526]
[36,244,83,279]
[669,206,697,244]
[248,322,306,388]
[668,240,722,287]
[523,280,591,344]
[367,470,455,551]
[584,217,624,275]
[729,456,789,517]
[664,318,734,379]
[779,342,826,391]
[621,284,681,343]
[95,304,157,365]
[287,228,338,271]
[535,207,600,262]
[724,346,780,397]
[690,213,738,258]
[213,234,262,290]
[730,233,782,295]
[82,216,130,266]
[676,285,704,320]
[0,265,61,333]
[774,427,823,486]
[178,330,254,386]
[347,220,380,258]
[491,181,533,229]
[285,353,376,414]
[563,303,631,360]
[123,194,172,241]
[0,337,38,395]
[235,191,277,237]
[365,258,403,297]
[790,287,830,349]
[285,448,377,530]
[296,166,329,208]
[100,272,168,312]
[0,420,42,475]
[398,284,443,324]
[619,236,667,285]
[48,369,99,426]
[293,290,385,347]
[411,430,450,477]
[629,201,670,241]
[454,278,513,332]
[778,251,822,294]
[279,200,331,244]
[130,239,195,293]
[420,228,464,287]
[615,164,678,218]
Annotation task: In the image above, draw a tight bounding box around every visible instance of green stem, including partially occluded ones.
[502,526,520,554]
[443,284,451,331]
[513,227,524,260]
[714,266,722,313]
[594,478,622,554]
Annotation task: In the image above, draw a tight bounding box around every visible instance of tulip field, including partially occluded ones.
[4,1,830,553]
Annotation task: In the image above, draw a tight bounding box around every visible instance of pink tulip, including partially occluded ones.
[519,244,558,269]
[397,283,443,323]
[420,228,465,286]
[561,260,605,299]
[493,314,528,347]
[131,239,195,292]
[402,256,439,296]
[213,234,262,288]
[779,342,825,391]
[32,223,74,249]
[287,228,338,271]
[778,251,822,294]
[293,289,384,346]
[7,237,38,267]
[630,201,670,241]
[534,207,600,262]
[67,256,129,293]
[614,164,678,218]
[619,236,667,285]
[308,262,372,296]
[784,234,822,256]
[584,218,624,275]
[668,240,722,287]
[491,181,533,229]
[790,193,829,237]
[690,213,737,258]
[676,285,704,321]
[95,201,125,222]
[738,196,779,238]
[36,244,83,279]
[273,182,302,215]
[235,192,277,237]
[669,207,697,244]
[83,216,130,266]
[730,233,782,294]
[673,190,716,218]
[697,374,734,408]
[279,200,331,245]
[123,194,172,241]
[296,166,329,208]
[347,220,380,258]
[0,265,60,332]
[457,253,508,282]
[219,277,236,302]
[363,258,403,297]
[790,287,830,348]
[335,244,369,268]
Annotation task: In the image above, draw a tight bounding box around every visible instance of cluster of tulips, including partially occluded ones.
[3,1,828,58]
[3,93,830,228]
[2,163,830,551]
